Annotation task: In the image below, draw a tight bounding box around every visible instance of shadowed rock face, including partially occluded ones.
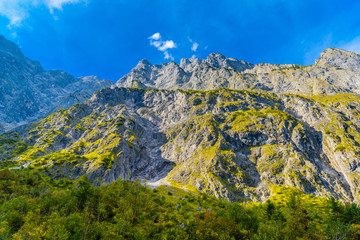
[6,87,360,203]
[0,35,112,131]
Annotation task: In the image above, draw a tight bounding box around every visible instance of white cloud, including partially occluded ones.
[148,32,161,40]
[158,40,176,51]
[191,42,199,52]
[188,38,199,52]
[340,37,360,54]
[191,54,196,58]
[0,0,31,26]
[0,0,86,27]
[150,39,176,52]
[150,41,161,48]
[46,0,83,10]
[164,51,174,60]
[148,32,177,60]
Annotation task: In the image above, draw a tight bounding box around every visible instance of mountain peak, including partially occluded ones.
[207,52,226,59]
[319,47,357,59]
[206,53,227,68]
[323,47,352,54]
[180,57,204,72]
[138,59,152,65]
[316,47,360,72]
[0,34,112,131]
[134,59,152,71]
[0,35,24,57]
[206,52,253,71]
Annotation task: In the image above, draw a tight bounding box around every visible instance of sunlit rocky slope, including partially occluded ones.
[2,36,360,203]
[2,87,360,203]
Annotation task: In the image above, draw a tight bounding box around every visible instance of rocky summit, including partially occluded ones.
[2,36,360,204]
[116,48,360,96]
[0,35,112,133]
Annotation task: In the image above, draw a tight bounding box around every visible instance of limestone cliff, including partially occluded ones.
[3,35,360,203]
[0,35,112,131]
[116,48,360,96]
[3,88,360,203]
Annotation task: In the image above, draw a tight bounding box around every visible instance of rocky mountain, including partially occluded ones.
[2,39,360,204]
[116,48,360,96]
[0,35,112,133]
[1,87,359,203]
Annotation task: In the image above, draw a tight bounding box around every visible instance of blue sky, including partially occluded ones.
[1,0,360,81]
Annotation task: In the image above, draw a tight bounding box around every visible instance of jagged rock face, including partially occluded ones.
[0,35,112,131]
[116,48,360,96]
[116,59,190,89]
[116,53,255,89]
[203,53,254,71]
[316,47,360,72]
[7,88,360,203]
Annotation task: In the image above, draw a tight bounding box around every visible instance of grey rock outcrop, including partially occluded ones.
[7,87,360,203]
[0,35,112,131]
[116,47,360,96]
[316,47,360,72]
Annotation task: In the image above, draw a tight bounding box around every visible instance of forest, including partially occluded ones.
[1,167,360,239]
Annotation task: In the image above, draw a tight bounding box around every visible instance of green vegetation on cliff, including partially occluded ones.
[2,87,360,204]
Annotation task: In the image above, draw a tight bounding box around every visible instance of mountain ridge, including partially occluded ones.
[2,35,360,203]
[0,35,112,133]
[116,47,360,96]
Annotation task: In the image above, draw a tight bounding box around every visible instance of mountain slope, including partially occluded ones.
[3,39,360,203]
[3,87,360,203]
[0,35,112,132]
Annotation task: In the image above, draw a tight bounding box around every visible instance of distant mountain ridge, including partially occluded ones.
[0,35,112,133]
[116,47,360,96]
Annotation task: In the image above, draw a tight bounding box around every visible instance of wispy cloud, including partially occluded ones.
[340,37,360,54]
[191,42,199,52]
[148,32,177,60]
[188,38,199,52]
[47,0,84,10]
[164,51,173,60]
[148,32,161,41]
[0,0,86,27]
